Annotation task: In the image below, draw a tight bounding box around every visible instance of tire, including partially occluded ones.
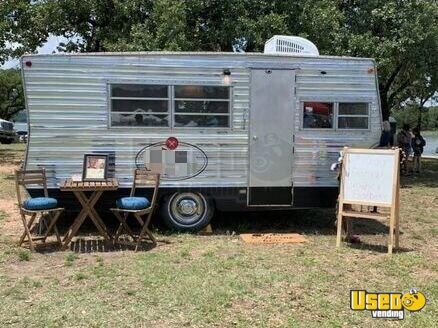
[160,192,214,231]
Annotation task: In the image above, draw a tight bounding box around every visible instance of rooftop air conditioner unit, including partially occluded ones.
[264,35,319,56]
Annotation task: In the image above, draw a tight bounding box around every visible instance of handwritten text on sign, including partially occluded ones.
[343,153,396,204]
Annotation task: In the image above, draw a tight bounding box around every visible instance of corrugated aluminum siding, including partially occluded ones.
[22,53,381,189]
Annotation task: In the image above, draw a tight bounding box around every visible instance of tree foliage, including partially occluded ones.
[0,0,437,120]
[392,105,438,131]
[334,0,438,119]
[0,69,24,120]
[0,0,48,61]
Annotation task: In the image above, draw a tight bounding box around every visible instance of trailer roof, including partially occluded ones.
[21,51,374,62]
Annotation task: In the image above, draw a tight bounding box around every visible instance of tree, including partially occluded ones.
[401,75,437,129]
[0,0,48,65]
[0,69,24,120]
[107,0,193,51]
[334,0,438,119]
[392,105,438,130]
[0,0,155,60]
[38,0,155,52]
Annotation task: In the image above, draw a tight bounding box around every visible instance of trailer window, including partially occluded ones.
[110,84,169,127]
[173,86,230,128]
[302,102,333,129]
[337,103,369,129]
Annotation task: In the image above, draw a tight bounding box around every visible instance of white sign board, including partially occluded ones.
[343,151,397,205]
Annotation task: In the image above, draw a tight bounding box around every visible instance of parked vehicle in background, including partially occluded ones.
[11,109,28,142]
[0,118,16,144]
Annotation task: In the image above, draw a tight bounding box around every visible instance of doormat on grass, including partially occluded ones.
[240,233,308,244]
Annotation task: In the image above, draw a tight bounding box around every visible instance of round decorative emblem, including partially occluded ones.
[166,137,179,150]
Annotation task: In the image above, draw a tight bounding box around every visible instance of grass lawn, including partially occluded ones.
[0,143,437,327]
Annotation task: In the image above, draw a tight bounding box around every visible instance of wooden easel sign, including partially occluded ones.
[336,148,400,254]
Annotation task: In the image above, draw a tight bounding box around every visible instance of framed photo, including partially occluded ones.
[82,154,109,181]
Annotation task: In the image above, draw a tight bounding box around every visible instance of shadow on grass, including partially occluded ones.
[20,234,168,254]
[346,242,412,254]
[401,158,438,188]
[68,238,158,253]
[30,216,175,253]
[18,240,63,254]
[212,209,395,237]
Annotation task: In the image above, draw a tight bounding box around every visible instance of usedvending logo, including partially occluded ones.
[350,289,427,320]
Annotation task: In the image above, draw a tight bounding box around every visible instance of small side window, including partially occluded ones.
[173,85,230,128]
[337,103,369,129]
[110,84,170,127]
[302,102,334,129]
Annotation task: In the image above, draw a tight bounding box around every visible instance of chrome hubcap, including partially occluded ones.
[169,193,206,225]
[177,199,198,216]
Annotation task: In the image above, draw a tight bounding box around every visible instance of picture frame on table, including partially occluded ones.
[82,153,109,181]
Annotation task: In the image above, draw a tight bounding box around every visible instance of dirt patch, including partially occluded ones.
[0,199,22,238]
[0,165,18,174]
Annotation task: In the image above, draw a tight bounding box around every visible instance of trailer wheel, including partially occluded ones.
[161,192,214,231]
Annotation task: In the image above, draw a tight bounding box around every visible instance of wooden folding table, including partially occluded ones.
[60,178,118,250]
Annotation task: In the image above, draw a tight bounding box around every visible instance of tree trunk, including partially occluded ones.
[379,63,403,121]
[417,97,429,130]
[380,88,390,121]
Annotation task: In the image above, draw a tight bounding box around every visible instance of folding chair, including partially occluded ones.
[111,170,160,251]
[15,169,64,251]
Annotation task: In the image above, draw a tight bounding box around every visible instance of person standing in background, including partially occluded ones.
[411,127,426,173]
[379,121,394,147]
[396,124,412,174]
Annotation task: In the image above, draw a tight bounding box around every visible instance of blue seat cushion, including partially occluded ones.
[116,197,150,210]
[23,197,58,211]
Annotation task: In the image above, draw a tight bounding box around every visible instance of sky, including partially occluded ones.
[2,35,66,69]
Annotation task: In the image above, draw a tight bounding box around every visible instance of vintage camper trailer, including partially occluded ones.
[21,36,382,231]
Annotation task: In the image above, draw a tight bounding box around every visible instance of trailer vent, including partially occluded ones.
[264,36,319,56]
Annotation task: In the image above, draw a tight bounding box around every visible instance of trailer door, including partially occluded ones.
[248,69,295,206]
